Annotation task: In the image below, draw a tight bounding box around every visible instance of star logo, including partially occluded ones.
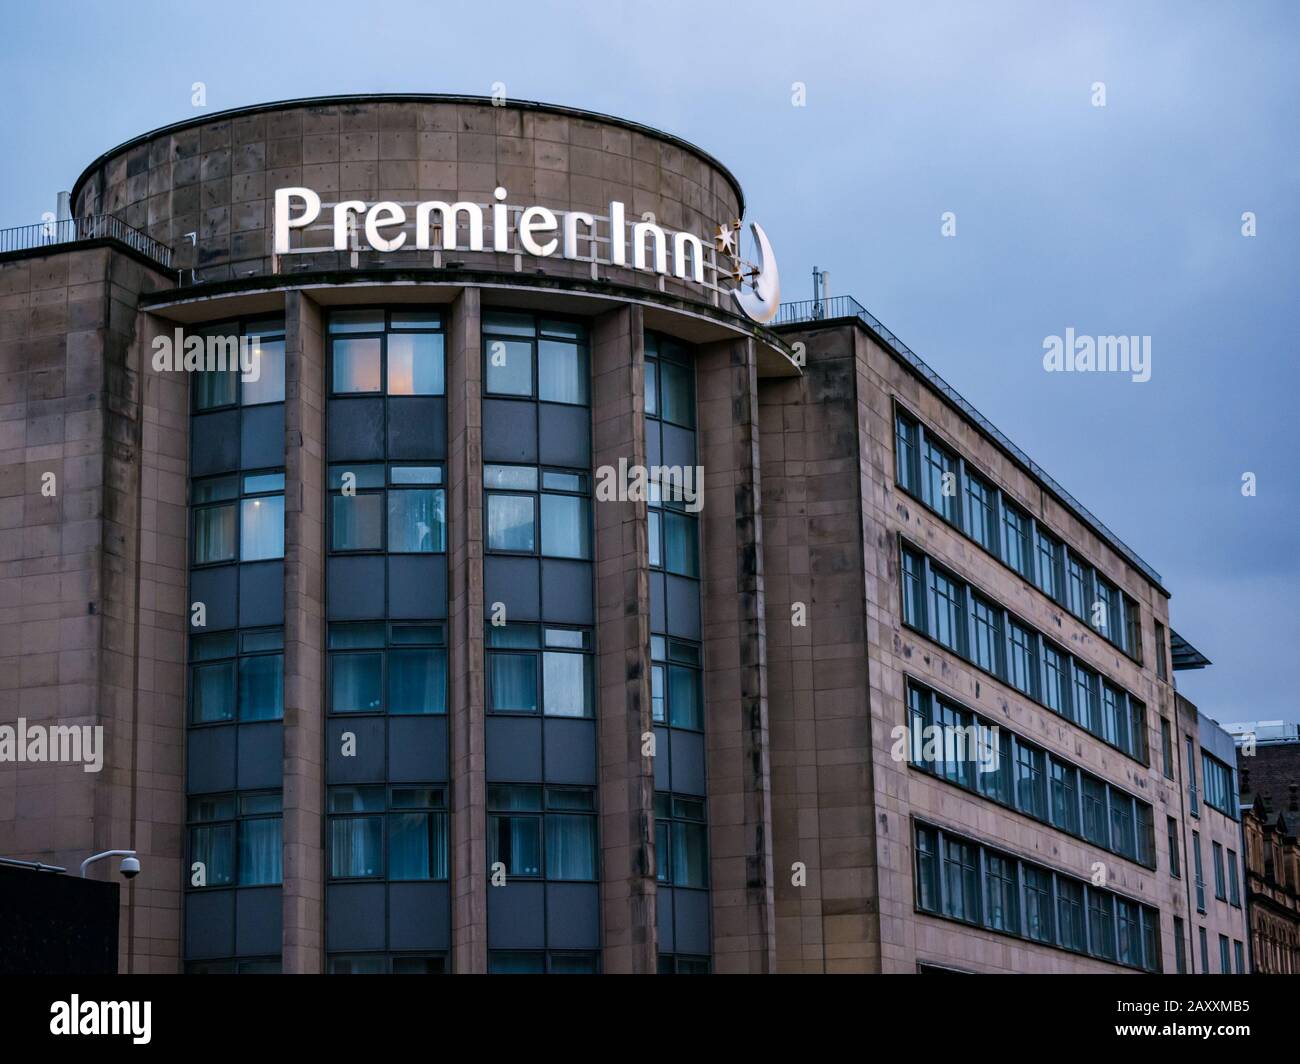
[714,223,738,256]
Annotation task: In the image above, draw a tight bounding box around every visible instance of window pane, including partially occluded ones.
[387,332,445,395]
[489,815,542,876]
[243,338,285,405]
[193,504,237,564]
[659,359,694,427]
[240,495,284,561]
[663,511,698,577]
[672,821,709,887]
[668,665,701,729]
[546,814,596,879]
[538,339,589,404]
[388,648,446,715]
[333,337,382,393]
[331,653,384,713]
[483,312,535,337]
[329,311,384,334]
[485,338,533,395]
[390,811,448,879]
[543,652,590,717]
[487,495,535,552]
[484,465,538,491]
[388,488,445,552]
[651,664,666,724]
[330,816,383,877]
[489,653,538,713]
[239,817,282,885]
[239,654,284,721]
[190,824,234,886]
[331,492,383,551]
[540,494,590,559]
[192,661,236,723]
[194,367,237,410]
[648,510,662,567]
[644,361,658,416]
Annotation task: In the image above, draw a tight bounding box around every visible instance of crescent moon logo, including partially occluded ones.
[731,222,781,324]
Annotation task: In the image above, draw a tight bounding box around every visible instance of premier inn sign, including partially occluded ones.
[273,186,780,323]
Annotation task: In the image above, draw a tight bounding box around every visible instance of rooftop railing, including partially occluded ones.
[0,215,173,269]
[775,294,1163,586]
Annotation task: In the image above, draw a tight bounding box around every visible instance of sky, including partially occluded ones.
[3,0,1296,725]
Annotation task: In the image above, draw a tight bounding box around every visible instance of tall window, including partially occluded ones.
[328,622,447,715]
[941,836,980,923]
[964,472,997,551]
[1201,753,1236,817]
[649,479,699,578]
[1199,926,1209,973]
[192,471,285,564]
[645,333,693,427]
[330,309,445,395]
[1174,916,1187,973]
[895,412,920,495]
[1066,555,1088,619]
[1167,817,1181,878]
[1228,849,1241,906]
[1192,831,1206,912]
[1219,935,1231,974]
[1117,899,1142,967]
[1014,742,1047,820]
[486,624,593,718]
[192,318,286,411]
[970,595,1003,675]
[1088,890,1116,960]
[1109,791,1137,860]
[1006,621,1037,697]
[1155,620,1169,681]
[1160,717,1174,779]
[1023,866,1053,943]
[1234,940,1245,974]
[901,547,926,628]
[1041,643,1069,716]
[922,437,959,524]
[328,785,449,880]
[915,824,939,912]
[488,785,598,880]
[188,791,283,888]
[1056,879,1086,952]
[1212,841,1226,900]
[1082,775,1109,848]
[650,636,702,730]
[984,853,1018,932]
[1001,502,1032,579]
[1186,737,1200,815]
[1050,760,1080,835]
[926,565,965,654]
[1035,529,1062,600]
[1072,664,1099,734]
[654,793,709,888]
[190,628,284,724]
[485,465,591,559]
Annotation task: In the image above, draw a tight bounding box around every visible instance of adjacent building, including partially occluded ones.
[0,93,1250,973]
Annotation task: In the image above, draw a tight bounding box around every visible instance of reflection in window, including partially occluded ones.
[486,625,593,717]
[329,309,445,396]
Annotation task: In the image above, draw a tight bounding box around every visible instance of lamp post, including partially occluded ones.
[80,849,141,879]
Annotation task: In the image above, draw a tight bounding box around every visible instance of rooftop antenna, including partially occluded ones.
[812,266,830,318]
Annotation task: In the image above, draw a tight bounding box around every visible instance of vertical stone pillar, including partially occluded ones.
[697,335,776,973]
[591,304,657,973]
[448,288,487,972]
[282,291,325,973]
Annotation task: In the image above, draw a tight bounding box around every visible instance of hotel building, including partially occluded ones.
[0,93,1248,973]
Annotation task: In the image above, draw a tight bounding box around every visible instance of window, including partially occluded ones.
[488,785,598,881]
[1006,621,1037,697]
[901,547,926,628]
[1109,791,1136,860]
[1014,742,1047,820]
[915,824,939,912]
[329,954,447,975]
[1072,663,1099,733]
[1160,717,1174,779]
[936,699,975,790]
[486,624,594,718]
[1124,598,1142,662]
[1167,817,1181,878]
[1228,849,1241,906]
[922,437,959,524]
[984,853,1018,933]
[1202,753,1236,817]
[1082,775,1109,848]
[1155,620,1169,681]
[1050,759,1080,835]
[650,636,702,729]
[1041,643,1069,716]
[1066,554,1088,619]
[1174,916,1187,973]
[1141,911,1162,973]
[1199,926,1209,973]
[482,313,589,404]
[1192,830,1205,912]
[330,309,445,396]
[655,793,708,887]
[1088,890,1116,960]
[926,565,965,654]
[1093,575,1118,640]
[1187,737,1200,815]
[190,628,284,724]
[489,951,599,974]
[1116,898,1141,967]
[1023,866,1053,943]
[941,836,980,923]
[328,464,446,553]
[485,465,591,559]
[645,334,694,428]
[649,479,699,578]
[1136,799,1155,867]
[895,411,920,495]
[1212,841,1226,900]
[328,785,449,880]
[976,723,1011,804]
[1219,934,1231,974]
[1035,529,1062,600]
[192,471,285,564]
[1101,682,1128,752]
[1234,940,1245,974]
[964,472,997,551]
[970,595,1003,675]
[1056,879,1086,952]
[1001,502,1032,579]
[192,318,287,410]
[188,791,282,888]
[658,955,710,975]
[328,623,448,715]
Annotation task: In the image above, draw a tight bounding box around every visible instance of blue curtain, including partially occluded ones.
[190,824,234,886]
[239,818,282,885]
[192,661,236,723]
[332,653,383,712]
[330,816,383,878]
[489,653,537,713]
[489,816,541,877]
[239,654,283,721]
[389,812,448,879]
[667,665,700,729]
[545,814,596,880]
[388,649,446,714]
[193,505,237,564]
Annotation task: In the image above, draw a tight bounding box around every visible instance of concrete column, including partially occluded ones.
[281,291,325,973]
[697,334,776,973]
[447,288,487,972]
[591,303,657,973]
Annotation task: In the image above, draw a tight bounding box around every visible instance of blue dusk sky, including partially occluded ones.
[3,0,1295,725]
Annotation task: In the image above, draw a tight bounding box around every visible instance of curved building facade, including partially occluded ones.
[0,94,1247,975]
